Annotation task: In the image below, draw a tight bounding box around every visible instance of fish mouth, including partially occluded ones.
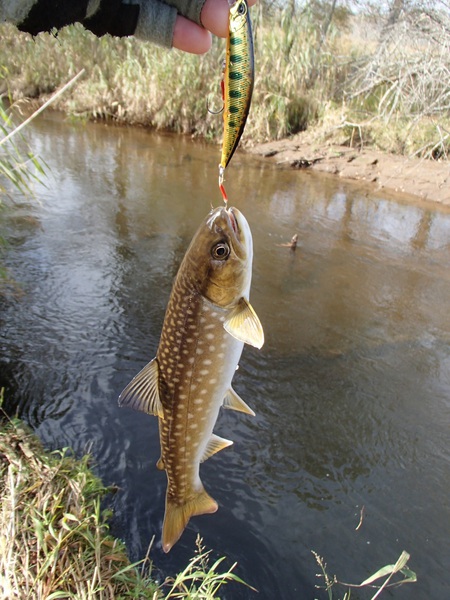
[227,207,239,236]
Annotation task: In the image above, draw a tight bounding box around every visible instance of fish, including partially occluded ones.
[118,206,264,553]
[219,0,255,201]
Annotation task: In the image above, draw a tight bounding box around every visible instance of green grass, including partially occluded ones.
[0,411,252,599]
[313,549,416,600]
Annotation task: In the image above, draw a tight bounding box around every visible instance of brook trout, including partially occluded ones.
[119,206,264,552]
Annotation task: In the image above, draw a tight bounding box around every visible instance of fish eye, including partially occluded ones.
[238,2,246,15]
[211,242,230,260]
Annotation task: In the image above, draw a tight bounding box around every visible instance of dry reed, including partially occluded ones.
[1,5,450,156]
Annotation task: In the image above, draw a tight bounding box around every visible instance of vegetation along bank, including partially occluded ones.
[0,415,249,599]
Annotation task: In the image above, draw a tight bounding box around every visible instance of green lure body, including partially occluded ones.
[220,0,254,174]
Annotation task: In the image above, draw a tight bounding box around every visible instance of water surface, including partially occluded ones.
[1,113,450,598]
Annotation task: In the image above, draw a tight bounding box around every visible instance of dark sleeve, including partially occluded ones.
[17,0,140,38]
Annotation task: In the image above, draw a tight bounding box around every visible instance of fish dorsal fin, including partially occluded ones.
[223,387,255,416]
[118,358,164,419]
[223,298,264,349]
[200,434,233,463]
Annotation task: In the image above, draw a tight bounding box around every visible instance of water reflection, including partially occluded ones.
[1,113,450,599]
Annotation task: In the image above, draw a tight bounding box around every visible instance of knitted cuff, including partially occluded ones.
[134,0,177,47]
[165,0,207,27]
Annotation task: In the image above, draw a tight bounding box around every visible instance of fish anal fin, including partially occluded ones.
[162,489,218,553]
[224,298,264,349]
[200,434,233,463]
[118,358,164,419]
[223,388,255,416]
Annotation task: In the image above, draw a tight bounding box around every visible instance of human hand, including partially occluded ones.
[175,0,258,53]
[136,0,258,54]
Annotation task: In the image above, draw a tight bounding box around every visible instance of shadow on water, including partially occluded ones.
[2,112,450,598]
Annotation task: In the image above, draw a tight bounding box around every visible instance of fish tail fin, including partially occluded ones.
[162,488,218,553]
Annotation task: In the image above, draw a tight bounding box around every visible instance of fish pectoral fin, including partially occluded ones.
[223,298,264,349]
[118,358,164,419]
[200,434,233,463]
[223,388,255,416]
[162,488,218,553]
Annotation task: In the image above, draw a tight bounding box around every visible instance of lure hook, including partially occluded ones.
[207,96,224,115]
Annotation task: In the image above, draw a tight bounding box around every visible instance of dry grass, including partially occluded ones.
[1,6,450,157]
[0,7,344,143]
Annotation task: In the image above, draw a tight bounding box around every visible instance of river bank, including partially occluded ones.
[249,135,450,207]
[0,417,246,599]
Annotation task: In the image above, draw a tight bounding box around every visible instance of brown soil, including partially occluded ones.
[249,135,450,207]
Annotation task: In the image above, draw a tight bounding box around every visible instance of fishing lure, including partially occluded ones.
[219,0,254,203]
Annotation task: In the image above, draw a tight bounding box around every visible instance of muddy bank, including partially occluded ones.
[249,136,450,206]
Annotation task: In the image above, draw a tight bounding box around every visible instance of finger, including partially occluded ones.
[173,15,212,53]
[201,0,257,39]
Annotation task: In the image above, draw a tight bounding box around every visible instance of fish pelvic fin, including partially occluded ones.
[200,434,233,463]
[162,488,218,553]
[224,298,264,349]
[223,387,255,416]
[118,358,165,419]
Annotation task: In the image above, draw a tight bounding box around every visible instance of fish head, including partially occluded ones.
[185,206,253,308]
[229,0,249,32]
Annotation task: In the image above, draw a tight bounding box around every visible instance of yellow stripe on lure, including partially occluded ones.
[219,0,254,202]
